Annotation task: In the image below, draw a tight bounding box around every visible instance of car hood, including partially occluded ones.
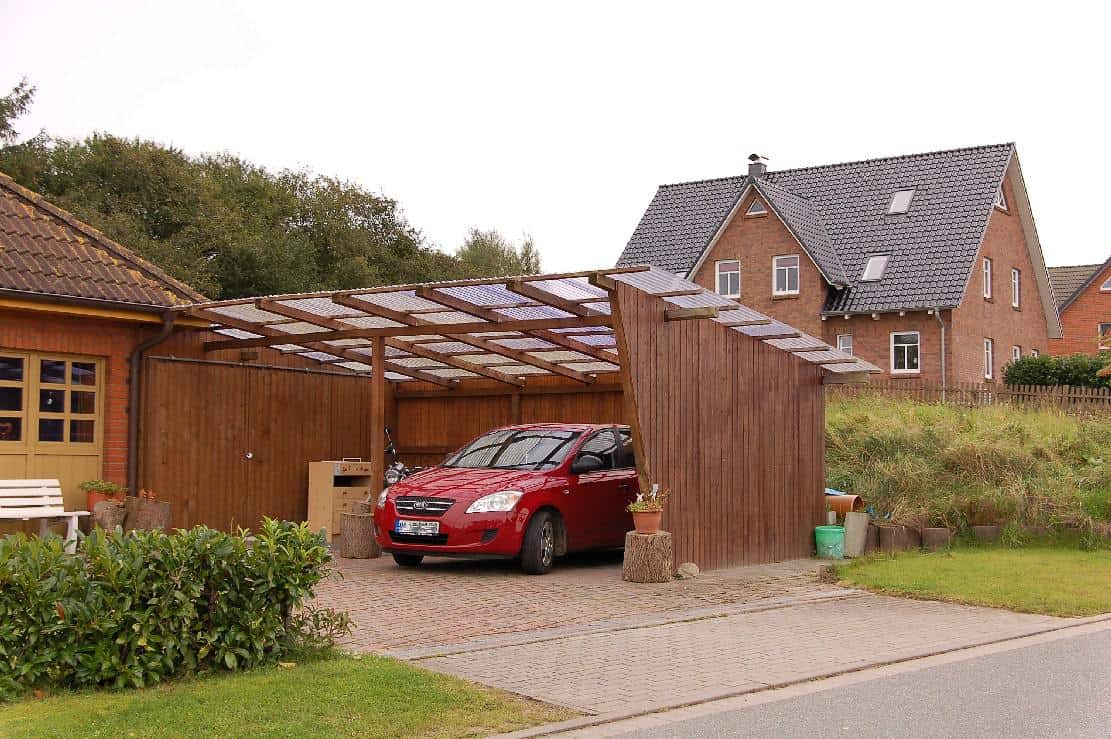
[390,466,552,502]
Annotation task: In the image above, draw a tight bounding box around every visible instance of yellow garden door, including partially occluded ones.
[0,351,104,516]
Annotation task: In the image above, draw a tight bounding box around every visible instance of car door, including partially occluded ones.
[563,429,620,550]
[605,428,638,546]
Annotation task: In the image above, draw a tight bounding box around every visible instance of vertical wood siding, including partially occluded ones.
[613,282,825,570]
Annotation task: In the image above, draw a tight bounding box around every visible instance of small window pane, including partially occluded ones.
[40,389,65,413]
[70,419,95,443]
[1101,276,1111,292]
[888,189,915,214]
[71,391,96,414]
[38,419,64,442]
[0,417,21,441]
[837,335,853,356]
[861,255,889,281]
[0,357,23,381]
[0,387,21,411]
[40,360,66,385]
[72,362,97,386]
[746,200,767,216]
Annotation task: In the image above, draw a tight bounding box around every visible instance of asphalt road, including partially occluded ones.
[622,628,1111,739]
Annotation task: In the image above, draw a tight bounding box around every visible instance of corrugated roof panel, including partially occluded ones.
[277,297,354,317]
[495,305,573,320]
[210,304,288,324]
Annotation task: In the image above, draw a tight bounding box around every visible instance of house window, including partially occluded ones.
[715,260,740,298]
[861,255,890,282]
[984,338,995,379]
[836,334,854,356]
[983,257,993,299]
[1031,349,1040,358]
[0,353,101,446]
[1011,345,1022,363]
[1099,323,1111,351]
[1011,268,1021,308]
[887,189,915,215]
[890,332,920,374]
[773,255,800,295]
[1101,275,1111,292]
[745,199,767,217]
[995,186,1008,211]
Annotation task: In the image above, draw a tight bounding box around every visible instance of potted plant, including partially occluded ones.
[78,479,125,512]
[627,483,669,534]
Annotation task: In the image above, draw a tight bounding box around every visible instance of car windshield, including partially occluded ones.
[444,428,583,470]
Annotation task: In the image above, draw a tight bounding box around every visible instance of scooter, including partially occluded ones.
[383,427,419,486]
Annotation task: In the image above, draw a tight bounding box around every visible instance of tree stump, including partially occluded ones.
[123,498,172,532]
[338,512,380,559]
[622,531,673,583]
[92,500,127,530]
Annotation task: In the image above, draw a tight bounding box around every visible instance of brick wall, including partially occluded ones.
[1050,261,1111,356]
[689,190,827,337]
[950,169,1051,382]
[819,311,950,383]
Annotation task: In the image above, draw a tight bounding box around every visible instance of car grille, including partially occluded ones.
[394,496,455,517]
[389,532,449,545]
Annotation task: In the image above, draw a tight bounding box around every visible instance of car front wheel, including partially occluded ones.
[392,553,424,568]
[521,511,557,575]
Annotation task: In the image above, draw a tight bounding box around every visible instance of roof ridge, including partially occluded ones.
[658,174,747,189]
[1048,262,1103,270]
[767,142,1014,177]
[1058,255,1111,312]
[0,170,207,304]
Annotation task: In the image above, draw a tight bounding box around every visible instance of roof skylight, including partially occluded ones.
[861,255,890,282]
[887,189,915,215]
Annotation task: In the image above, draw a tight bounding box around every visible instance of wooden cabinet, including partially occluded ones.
[307,461,374,542]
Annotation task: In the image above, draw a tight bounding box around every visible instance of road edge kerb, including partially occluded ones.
[390,589,866,661]
[489,611,1111,739]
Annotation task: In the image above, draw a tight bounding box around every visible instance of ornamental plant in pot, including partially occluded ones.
[78,479,125,512]
[627,484,669,534]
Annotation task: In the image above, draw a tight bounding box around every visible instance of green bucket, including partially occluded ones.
[815,525,845,559]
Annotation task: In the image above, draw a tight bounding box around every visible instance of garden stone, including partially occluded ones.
[676,562,700,579]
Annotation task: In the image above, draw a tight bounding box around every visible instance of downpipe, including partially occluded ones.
[934,307,947,402]
[127,312,176,495]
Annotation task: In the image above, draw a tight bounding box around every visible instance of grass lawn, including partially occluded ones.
[0,653,573,739]
[837,545,1111,617]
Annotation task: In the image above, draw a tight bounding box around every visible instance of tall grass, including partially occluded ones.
[826,397,1111,535]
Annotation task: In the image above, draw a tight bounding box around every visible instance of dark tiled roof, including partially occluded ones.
[0,172,204,308]
[1048,261,1106,309]
[754,178,848,286]
[618,144,1015,313]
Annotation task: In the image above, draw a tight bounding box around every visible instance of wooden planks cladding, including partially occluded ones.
[140,357,383,532]
[612,281,825,570]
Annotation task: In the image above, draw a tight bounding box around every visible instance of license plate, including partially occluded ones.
[395,519,440,536]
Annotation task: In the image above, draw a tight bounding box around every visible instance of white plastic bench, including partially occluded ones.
[0,479,89,553]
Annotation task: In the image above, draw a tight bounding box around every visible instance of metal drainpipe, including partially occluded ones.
[127,312,176,496]
[933,308,947,402]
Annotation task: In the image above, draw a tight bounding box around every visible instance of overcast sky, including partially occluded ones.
[2,1,1108,271]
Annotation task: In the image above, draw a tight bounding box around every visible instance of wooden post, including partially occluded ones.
[370,336,386,493]
[622,531,673,582]
[601,281,651,494]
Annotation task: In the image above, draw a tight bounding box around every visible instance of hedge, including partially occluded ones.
[1003,352,1111,389]
[0,519,350,700]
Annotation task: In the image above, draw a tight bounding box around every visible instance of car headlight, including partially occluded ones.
[376,488,389,510]
[465,490,523,514]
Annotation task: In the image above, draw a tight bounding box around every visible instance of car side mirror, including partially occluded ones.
[571,454,605,475]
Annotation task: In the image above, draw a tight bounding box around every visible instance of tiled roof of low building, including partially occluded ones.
[0,172,204,308]
[1048,261,1106,309]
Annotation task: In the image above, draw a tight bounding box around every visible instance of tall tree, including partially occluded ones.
[0,77,34,144]
[455,228,541,277]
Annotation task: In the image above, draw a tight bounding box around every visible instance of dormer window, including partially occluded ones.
[995,187,1008,211]
[887,189,915,215]
[745,199,767,217]
[861,255,890,282]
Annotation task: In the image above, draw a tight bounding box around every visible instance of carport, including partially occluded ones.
[149,266,877,570]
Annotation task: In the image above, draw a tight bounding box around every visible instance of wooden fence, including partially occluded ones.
[827,381,1111,414]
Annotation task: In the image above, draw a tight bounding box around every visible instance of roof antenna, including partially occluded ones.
[747,153,768,178]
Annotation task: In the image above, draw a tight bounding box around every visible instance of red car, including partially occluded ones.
[374,423,637,574]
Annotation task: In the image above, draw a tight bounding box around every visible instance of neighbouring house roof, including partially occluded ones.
[619,143,1031,314]
[0,171,204,309]
[1048,258,1111,311]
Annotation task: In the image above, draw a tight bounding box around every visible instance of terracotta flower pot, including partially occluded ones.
[86,490,123,513]
[632,509,663,535]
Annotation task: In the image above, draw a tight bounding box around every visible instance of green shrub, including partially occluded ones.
[1003,353,1111,388]
[0,519,349,700]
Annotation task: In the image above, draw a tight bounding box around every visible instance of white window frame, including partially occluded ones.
[714,260,741,298]
[1031,348,1040,358]
[1011,268,1021,308]
[890,331,921,375]
[1101,275,1111,293]
[995,186,1008,212]
[860,255,890,282]
[773,255,800,296]
[745,199,767,217]
[1011,345,1021,363]
[887,189,915,215]
[836,334,853,356]
[1099,323,1111,351]
[982,257,993,299]
[984,337,995,380]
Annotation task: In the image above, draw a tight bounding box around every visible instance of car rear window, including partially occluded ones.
[445,429,583,470]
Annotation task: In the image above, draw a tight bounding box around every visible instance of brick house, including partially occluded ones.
[618,144,1062,384]
[0,171,211,510]
[1047,257,1111,355]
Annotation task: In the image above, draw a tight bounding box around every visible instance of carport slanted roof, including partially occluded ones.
[180,266,879,386]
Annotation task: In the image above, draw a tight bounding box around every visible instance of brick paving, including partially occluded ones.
[423,595,1066,716]
[315,553,837,653]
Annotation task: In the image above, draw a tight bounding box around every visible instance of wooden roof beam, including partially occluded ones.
[391,339,525,386]
[664,306,720,321]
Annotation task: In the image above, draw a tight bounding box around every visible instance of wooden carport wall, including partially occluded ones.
[161,267,876,569]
